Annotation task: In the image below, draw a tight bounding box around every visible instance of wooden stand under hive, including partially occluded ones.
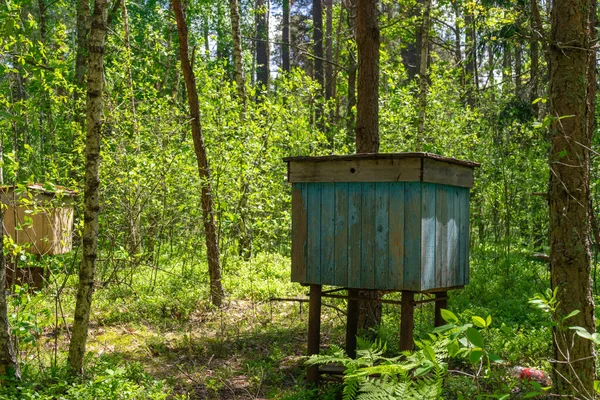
[283,153,479,383]
[1,184,76,289]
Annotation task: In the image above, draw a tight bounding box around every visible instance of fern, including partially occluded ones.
[306,337,448,400]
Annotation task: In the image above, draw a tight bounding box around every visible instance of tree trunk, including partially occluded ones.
[549,0,596,395]
[67,0,108,374]
[282,0,290,72]
[355,0,381,331]
[255,0,269,91]
[514,42,522,99]
[229,0,247,108]
[325,0,333,104]
[0,210,20,380]
[74,0,90,152]
[355,0,379,153]
[121,0,141,257]
[172,0,224,307]
[502,42,511,91]
[530,0,540,116]
[416,0,431,151]
[400,0,422,81]
[345,0,357,141]
[313,0,324,129]
[464,9,476,104]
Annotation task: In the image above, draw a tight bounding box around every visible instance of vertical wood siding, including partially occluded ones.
[291,182,470,291]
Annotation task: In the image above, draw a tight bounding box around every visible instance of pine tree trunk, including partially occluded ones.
[255,0,269,91]
[172,0,224,307]
[345,0,357,140]
[355,0,381,331]
[530,0,540,116]
[514,42,522,99]
[68,0,108,374]
[464,10,476,104]
[400,0,422,81]
[416,0,431,151]
[355,0,379,153]
[229,0,247,108]
[282,0,290,72]
[0,210,20,380]
[313,0,324,129]
[549,0,596,395]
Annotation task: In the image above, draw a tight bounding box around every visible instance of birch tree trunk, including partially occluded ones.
[549,0,596,395]
[172,0,224,307]
[68,0,108,374]
[0,209,20,380]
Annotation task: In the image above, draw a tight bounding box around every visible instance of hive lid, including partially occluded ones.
[284,152,479,188]
[283,152,480,168]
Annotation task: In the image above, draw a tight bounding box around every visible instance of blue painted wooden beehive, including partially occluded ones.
[284,153,478,292]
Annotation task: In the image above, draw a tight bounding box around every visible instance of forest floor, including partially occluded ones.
[5,249,558,399]
[84,300,322,399]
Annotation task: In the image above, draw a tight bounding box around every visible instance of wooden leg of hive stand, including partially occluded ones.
[306,284,322,384]
[434,291,448,327]
[346,288,359,359]
[400,291,414,352]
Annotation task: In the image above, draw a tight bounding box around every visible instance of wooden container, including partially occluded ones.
[1,184,76,255]
[284,153,479,292]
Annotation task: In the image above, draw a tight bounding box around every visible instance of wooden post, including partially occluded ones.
[400,290,414,352]
[306,284,322,384]
[434,291,447,327]
[346,288,359,358]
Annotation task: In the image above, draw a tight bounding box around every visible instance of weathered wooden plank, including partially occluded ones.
[287,157,422,183]
[446,187,458,287]
[361,183,376,288]
[283,152,480,168]
[320,183,335,285]
[291,183,308,283]
[334,183,349,287]
[389,183,405,290]
[435,185,448,288]
[375,183,389,289]
[454,187,463,286]
[421,183,436,291]
[348,183,362,288]
[462,189,471,285]
[307,183,322,284]
[422,159,475,188]
[404,182,422,291]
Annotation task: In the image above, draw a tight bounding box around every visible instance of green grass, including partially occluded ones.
[1,248,565,398]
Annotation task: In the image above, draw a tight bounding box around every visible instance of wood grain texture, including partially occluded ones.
[334,183,349,286]
[421,183,436,290]
[388,183,405,289]
[375,183,389,289]
[404,182,421,290]
[435,185,448,288]
[361,182,376,288]
[422,159,475,188]
[291,183,307,282]
[320,183,335,285]
[348,183,362,288]
[287,158,421,183]
[307,183,321,283]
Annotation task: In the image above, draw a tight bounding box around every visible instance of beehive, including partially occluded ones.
[1,184,75,255]
[284,153,478,292]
